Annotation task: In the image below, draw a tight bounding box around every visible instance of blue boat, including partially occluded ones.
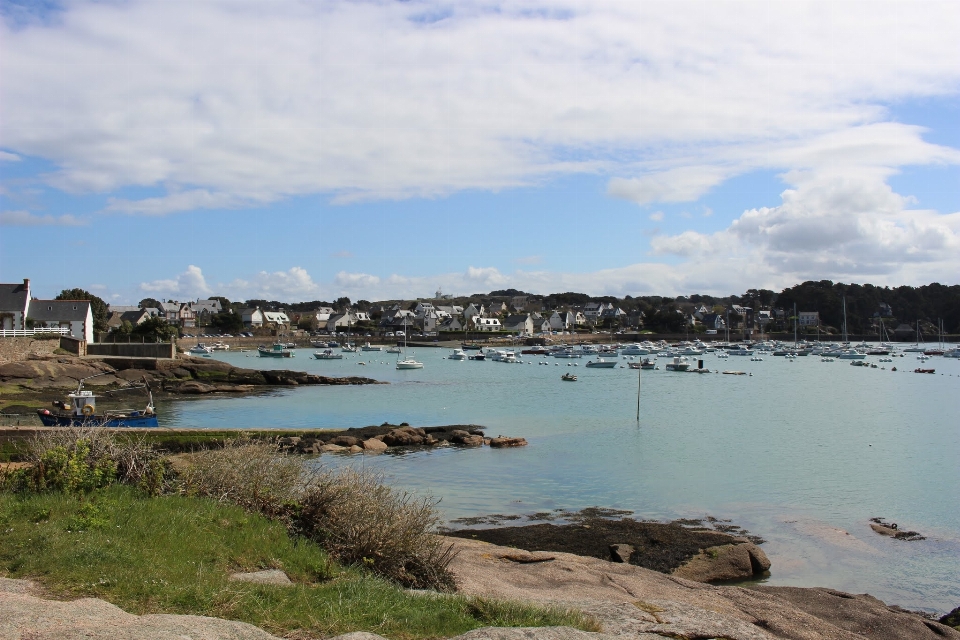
[37,376,159,428]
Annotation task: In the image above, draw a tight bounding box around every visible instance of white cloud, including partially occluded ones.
[0,210,86,226]
[2,1,958,210]
[223,267,321,301]
[0,151,21,162]
[139,265,211,299]
[652,169,960,284]
[648,211,664,222]
[334,272,381,289]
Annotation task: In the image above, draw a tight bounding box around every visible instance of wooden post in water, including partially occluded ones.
[636,366,642,422]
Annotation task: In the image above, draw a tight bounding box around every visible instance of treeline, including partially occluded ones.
[773,281,960,335]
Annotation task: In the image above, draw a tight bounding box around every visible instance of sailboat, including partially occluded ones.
[396,319,423,369]
[903,320,925,352]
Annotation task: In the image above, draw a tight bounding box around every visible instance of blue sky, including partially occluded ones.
[2,1,959,305]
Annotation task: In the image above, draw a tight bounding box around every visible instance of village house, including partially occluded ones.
[28,299,95,343]
[262,311,290,327]
[326,313,355,332]
[502,313,534,335]
[438,317,463,332]
[158,301,181,324]
[700,313,726,331]
[463,303,484,326]
[798,311,820,327]
[0,279,31,331]
[240,307,265,328]
[189,299,222,326]
[472,316,502,331]
[106,309,151,331]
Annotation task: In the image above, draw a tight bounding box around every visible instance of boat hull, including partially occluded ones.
[37,411,159,428]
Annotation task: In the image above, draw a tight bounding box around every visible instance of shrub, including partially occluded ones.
[176,438,305,515]
[295,467,456,591]
[5,427,171,495]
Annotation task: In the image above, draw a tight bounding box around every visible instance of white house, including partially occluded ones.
[798,311,820,327]
[240,308,265,328]
[472,316,502,331]
[463,304,485,325]
[262,311,290,327]
[158,301,181,324]
[28,299,95,343]
[326,313,356,332]
[0,279,31,331]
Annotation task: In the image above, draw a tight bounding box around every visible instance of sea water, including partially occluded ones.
[162,346,960,613]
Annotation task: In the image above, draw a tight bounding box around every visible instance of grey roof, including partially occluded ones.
[28,299,91,322]
[107,305,140,314]
[0,282,30,313]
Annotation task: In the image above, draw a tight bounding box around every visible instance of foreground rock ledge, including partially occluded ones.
[4,538,957,640]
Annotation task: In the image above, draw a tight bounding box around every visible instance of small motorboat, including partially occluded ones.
[640,358,656,370]
[314,349,343,360]
[448,348,467,360]
[584,358,616,368]
[561,373,577,381]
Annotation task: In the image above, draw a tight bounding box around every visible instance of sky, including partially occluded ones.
[1,0,959,305]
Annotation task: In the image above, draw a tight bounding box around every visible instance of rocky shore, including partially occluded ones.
[0,353,383,420]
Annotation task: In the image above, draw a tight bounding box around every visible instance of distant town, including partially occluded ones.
[1,279,957,344]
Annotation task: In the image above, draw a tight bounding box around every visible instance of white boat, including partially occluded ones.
[188,343,213,355]
[585,358,617,368]
[665,355,691,371]
[552,348,582,358]
[836,349,866,360]
[448,348,467,360]
[728,348,754,356]
[314,349,343,360]
[341,344,358,353]
[210,342,230,351]
[386,346,402,354]
[943,348,960,359]
[361,342,383,352]
[395,319,423,369]
[396,356,424,369]
[621,344,649,356]
[498,350,519,363]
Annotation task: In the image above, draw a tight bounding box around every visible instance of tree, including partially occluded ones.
[335,296,351,310]
[211,296,232,311]
[211,310,244,334]
[130,317,178,342]
[139,298,162,309]
[57,289,108,334]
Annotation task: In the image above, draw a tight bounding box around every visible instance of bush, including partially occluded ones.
[4,427,171,495]
[176,438,305,516]
[178,441,456,590]
[295,467,456,591]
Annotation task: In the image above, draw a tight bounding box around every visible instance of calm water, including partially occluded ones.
[163,346,960,613]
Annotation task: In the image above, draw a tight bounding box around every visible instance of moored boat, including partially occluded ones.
[448,348,467,360]
[37,376,158,428]
[585,358,616,368]
[258,343,293,358]
[561,372,577,381]
[314,349,343,359]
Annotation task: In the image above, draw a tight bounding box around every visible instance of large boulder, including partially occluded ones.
[489,437,527,448]
[382,427,426,446]
[671,542,770,582]
[362,438,388,452]
[329,435,360,448]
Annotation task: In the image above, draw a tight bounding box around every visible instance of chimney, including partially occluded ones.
[23,278,30,290]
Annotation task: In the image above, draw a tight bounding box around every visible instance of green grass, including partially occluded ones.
[0,485,598,639]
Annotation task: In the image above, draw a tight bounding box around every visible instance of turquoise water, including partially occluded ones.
[163,346,960,613]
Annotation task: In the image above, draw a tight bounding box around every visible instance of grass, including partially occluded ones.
[0,485,598,639]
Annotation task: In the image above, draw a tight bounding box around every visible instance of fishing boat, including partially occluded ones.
[640,357,656,370]
[37,375,158,428]
[361,342,383,352]
[467,352,486,361]
[585,358,616,368]
[461,343,482,351]
[448,348,467,360]
[313,349,343,360]
[561,373,577,381]
[258,343,293,358]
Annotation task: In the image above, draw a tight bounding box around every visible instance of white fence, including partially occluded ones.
[0,328,70,337]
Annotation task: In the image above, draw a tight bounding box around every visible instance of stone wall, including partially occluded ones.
[86,342,176,358]
[0,337,60,365]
